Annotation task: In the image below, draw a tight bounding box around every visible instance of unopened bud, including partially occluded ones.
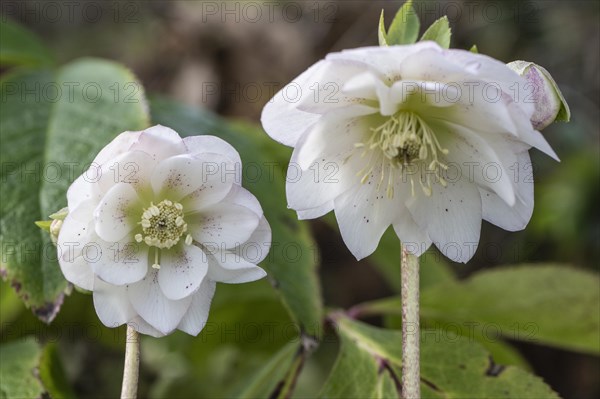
[507,61,570,130]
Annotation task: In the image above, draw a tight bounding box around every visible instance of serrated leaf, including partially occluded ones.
[420,16,451,48]
[0,59,149,322]
[358,265,600,354]
[0,19,53,67]
[321,316,560,399]
[149,96,324,339]
[378,10,388,46]
[0,338,45,398]
[385,0,420,46]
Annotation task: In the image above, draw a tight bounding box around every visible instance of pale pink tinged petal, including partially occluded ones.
[183,135,242,166]
[392,202,432,258]
[90,234,149,285]
[129,125,186,162]
[297,201,334,220]
[158,244,209,300]
[260,60,326,147]
[66,173,101,210]
[58,253,94,291]
[187,203,260,249]
[406,178,482,264]
[177,279,216,336]
[233,217,272,264]
[93,183,140,242]
[97,150,158,196]
[207,252,266,284]
[480,151,534,231]
[92,131,143,166]
[333,166,404,260]
[151,153,235,202]
[57,200,96,262]
[93,277,136,328]
[219,185,263,218]
[128,269,192,334]
[128,315,166,338]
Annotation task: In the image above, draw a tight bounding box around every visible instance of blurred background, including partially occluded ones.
[1,1,598,398]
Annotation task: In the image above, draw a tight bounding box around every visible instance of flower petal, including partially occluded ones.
[66,172,102,210]
[480,151,534,231]
[94,183,141,242]
[129,125,186,162]
[333,166,404,260]
[220,185,263,218]
[233,216,272,264]
[128,315,165,338]
[183,135,242,166]
[58,253,94,291]
[297,201,334,220]
[207,252,266,284]
[151,153,235,202]
[187,203,260,249]
[93,277,136,328]
[92,131,143,166]
[128,269,192,334]
[96,150,158,197]
[158,244,209,300]
[406,178,482,263]
[57,200,96,263]
[90,234,149,286]
[392,206,432,258]
[177,279,216,336]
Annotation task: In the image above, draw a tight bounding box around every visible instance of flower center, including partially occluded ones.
[134,200,193,268]
[355,111,449,198]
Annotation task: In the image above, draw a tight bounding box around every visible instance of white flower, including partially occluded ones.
[57,125,271,336]
[261,42,558,263]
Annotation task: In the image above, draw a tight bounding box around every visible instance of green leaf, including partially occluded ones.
[0,19,53,67]
[469,44,479,53]
[378,10,388,46]
[359,265,600,354]
[234,342,303,399]
[39,343,77,399]
[0,338,45,398]
[420,16,451,48]
[0,59,149,322]
[149,96,324,339]
[321,315,560,399]
[385,0,420,46]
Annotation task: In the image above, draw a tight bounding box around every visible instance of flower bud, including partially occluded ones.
[507,61,570,130]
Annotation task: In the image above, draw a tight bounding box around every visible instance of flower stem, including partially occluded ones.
[120,325,140,399]
[401,244,420,399]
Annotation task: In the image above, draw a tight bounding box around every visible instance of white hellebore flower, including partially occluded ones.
[57,125,271,337]
[261,41,559,263]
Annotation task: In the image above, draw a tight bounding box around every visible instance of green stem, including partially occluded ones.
[120,325,140,399]
[401,244,420,399]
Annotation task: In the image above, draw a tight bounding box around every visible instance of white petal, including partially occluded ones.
[333,167,404,260]
[183,135,242,166]
[128,315,166,338]
[129,125,186,162]
[297,201,334,220]
[177,279,216,336]
[219,185,263,218]
[91,234,149,286]
[260,60,325,147]
[92,131,143,166]
[66,173,101,210]
[480,151,534,231]
[58,253,94,291]
[128,269,192,334]
[93,277,136,328]
[207,251,266,284]
[96,150,157,196]
[151,153,235,202]
[407,178,482,263]
[94,183,141,242]
[158,245,209,300]
[57,200,96,263]
[187,203,260,249]
[392,206,432,258]
[233,216,272,264]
